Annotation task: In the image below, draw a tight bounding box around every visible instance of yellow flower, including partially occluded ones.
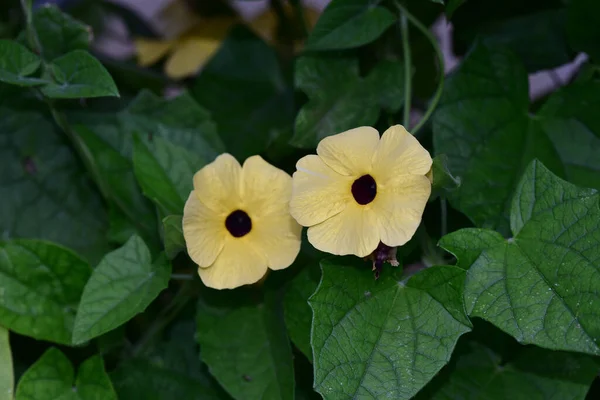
[183,154,302,289]
[289,125,432,257]
[134,17,238,80]
[134,2,320,80]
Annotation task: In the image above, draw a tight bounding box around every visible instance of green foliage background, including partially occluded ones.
[1,0,600,399]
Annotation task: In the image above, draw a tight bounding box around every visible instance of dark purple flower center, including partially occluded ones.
[352,175,377,205]
[225,210,252,237]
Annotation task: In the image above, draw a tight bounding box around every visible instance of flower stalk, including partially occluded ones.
[400,13,412,128]
[395,1,445,135]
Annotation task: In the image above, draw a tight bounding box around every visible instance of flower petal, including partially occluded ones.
[371,125,432,184]
[240,156,302,270]
[198,238,268,289]
[183,191,226,267]
[134,39,175,67]
[242,155,292,217]
[317,126,380,176]
[164,37,220,79]
[250,213,302,270]
[290,154,353,227]
[307,203,379,257]
[193,153,242,214]
[372,174,431,247]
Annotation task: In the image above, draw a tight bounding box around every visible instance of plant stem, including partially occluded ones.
[19,0,42,56]
[19,0,111,201]
[131,282,196,358]
[440,197,448,237]
[395,1,445,135]
[171,273,195,281]
[400,14,412,128]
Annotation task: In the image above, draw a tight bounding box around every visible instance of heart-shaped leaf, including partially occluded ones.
[310,259,471,399]
[441,160,600,355]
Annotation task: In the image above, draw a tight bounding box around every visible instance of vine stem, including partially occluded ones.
[395,1,445,135]
[400,14,411,128]
[171,273,195,281]
[131,282,196,358]
[19,0,112,200]
[19,0,42,55]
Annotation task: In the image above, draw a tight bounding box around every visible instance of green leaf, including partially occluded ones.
[191,25,293,160]
[0,109,109,262]
[196,286,294,400]
[310,259,471,399]
[283,263,321,361]
[133,134,204,216]
[41,50,119,99]
[70,90,223,245]
[305,0,396,51]
[123,90,224,162]
[421,342,598,399]
[15,348,116,400]
[537,82,600,189]
[72,235,171,344]
[32,5,91,61]
[439,228,505,268]
[366,60,408,112]
[0,326,13,400]
[112,359,227,400]
[107,206,138,245]
[567,0,600,62]
[162,215,185,260]
[443,160,600,355]
[111,321,228,400]
[72,123,158,245]
[291,56,404,148]
[429,154,461,201]
[0,240,91,345]
[450,2,571,73]
[433,41,576,233]
[0,40,46,86]
[463,10,570,73]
